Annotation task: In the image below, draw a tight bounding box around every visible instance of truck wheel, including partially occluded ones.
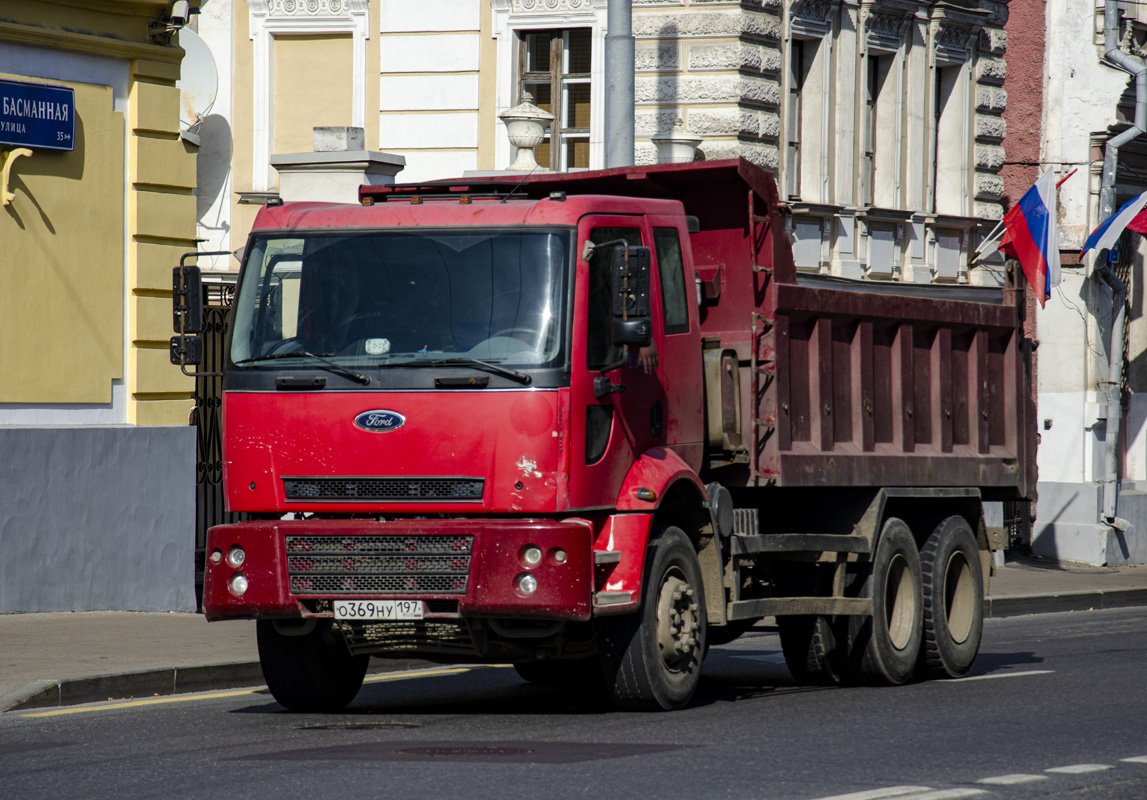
[597,525,707,711]
[917,516,984,678]
[843,518,923,686]
[256,619,369,712]
[778,615,842,685]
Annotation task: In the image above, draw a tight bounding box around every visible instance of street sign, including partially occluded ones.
[0,78,76,152]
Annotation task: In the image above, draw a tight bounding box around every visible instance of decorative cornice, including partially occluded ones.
[0,20,182,64]
[860,7,908,53]
[791,0,834,39]
[514,0,593,12]
[933,20,973,63]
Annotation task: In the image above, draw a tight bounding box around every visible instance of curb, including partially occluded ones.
[0,657,433,714]
[985,587,1147,618]
[5,592,1147,714]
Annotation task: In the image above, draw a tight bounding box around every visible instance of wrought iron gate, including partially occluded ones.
[194,281,243,608]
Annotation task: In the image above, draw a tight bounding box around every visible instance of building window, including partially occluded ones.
[786,36,827,202]
[519,29,592,171]
[933,63,966,215]
[863,53,897,208]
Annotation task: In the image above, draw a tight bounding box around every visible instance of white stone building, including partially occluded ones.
[189,0,1010,284]
[1029,0,1147,564]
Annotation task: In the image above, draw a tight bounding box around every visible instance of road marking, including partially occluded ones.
[805,787,932,800]
[1045,764,1113,774]
[895,792,987,800]
[948,669,1054,682]
[806,787,985,800]
[19,665,505,718]
[977,774,1047,785]
[1122,755,1147,764]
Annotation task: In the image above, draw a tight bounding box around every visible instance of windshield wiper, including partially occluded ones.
[387,357,532,385]
[232,351,370,386]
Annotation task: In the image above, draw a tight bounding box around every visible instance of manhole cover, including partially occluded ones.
[397,746,532,757]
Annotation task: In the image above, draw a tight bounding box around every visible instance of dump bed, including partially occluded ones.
[403,160,1035,500]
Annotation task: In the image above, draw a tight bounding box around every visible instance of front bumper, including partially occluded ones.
[202,518,594,622]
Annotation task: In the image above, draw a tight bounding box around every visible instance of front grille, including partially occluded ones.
[283,477,484,502]
[341,620,475,656]
[286,534,473,595]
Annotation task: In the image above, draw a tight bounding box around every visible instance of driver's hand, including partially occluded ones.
[637,343,659,372]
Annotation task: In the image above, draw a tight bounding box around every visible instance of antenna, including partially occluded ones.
[175,28,218,132]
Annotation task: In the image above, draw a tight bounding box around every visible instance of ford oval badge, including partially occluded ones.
[354,410,406,432]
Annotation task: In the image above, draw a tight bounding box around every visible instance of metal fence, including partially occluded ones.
[193,281,243,609]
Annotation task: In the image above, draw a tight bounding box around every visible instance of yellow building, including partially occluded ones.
[0,0,199,611]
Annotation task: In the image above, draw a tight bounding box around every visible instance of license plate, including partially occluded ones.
[333,599,424,620]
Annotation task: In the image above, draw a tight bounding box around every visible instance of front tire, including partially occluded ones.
[917,516,984,678]
[778,615,842,685]
[842,518,923,686]
[257,619,369,712]
[597,526,707,710]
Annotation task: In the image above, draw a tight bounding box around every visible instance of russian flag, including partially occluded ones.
[1081,191,1147,257]
[999,169,1061,307]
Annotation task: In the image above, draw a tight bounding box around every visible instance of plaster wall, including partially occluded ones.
[1042,0,1128,248]
[378,4,481,182]
[0,73,124,406]
[274,35,355,157]
[0,426,196,612]
[1,6,196,428]
[1036,270,1090,392]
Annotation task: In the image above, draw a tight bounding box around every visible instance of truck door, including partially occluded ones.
[647,215,704,471]
[568,217,665,510]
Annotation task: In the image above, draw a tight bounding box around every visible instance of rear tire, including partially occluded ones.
[842,518,923,686]
[778,615,842,685]
[917,516,984,678]
[257,619,369,712]
[597,525,707,711]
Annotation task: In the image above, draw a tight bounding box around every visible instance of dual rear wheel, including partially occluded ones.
[780,514,984,687]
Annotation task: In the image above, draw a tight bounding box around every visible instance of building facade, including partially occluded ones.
[1022,0,1147,564]
[0,0,198,610]
[195,0,1009,287]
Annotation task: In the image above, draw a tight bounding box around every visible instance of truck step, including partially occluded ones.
[727,596,873,620]
[728,533,871,556]
[594,590,632,607]
[593,550,621,565]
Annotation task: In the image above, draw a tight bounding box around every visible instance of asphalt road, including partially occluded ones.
[2,607,1146,800]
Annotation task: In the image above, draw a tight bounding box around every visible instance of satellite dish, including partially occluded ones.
[176,28,218,131]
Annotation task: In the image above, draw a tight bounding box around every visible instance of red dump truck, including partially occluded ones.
[172,159,1034,711]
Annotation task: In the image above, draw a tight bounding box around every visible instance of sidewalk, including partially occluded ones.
[2,555,1145,713]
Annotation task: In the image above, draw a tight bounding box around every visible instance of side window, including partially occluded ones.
[653,227,689,334]
[586,226,642,370]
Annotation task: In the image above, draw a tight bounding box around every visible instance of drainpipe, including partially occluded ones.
[604,0,635,168]
[1095,1,1145,526]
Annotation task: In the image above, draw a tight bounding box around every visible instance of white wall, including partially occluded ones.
[379,2,481,182]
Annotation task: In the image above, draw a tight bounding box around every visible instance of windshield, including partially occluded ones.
[229,228,571,372]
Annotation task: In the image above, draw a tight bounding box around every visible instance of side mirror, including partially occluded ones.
[611,246,652,347]
[612,316,651,347]
[169,334,203,366]
[171,259,204,366]
[173,262,204,334]
[611,246,651,317]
